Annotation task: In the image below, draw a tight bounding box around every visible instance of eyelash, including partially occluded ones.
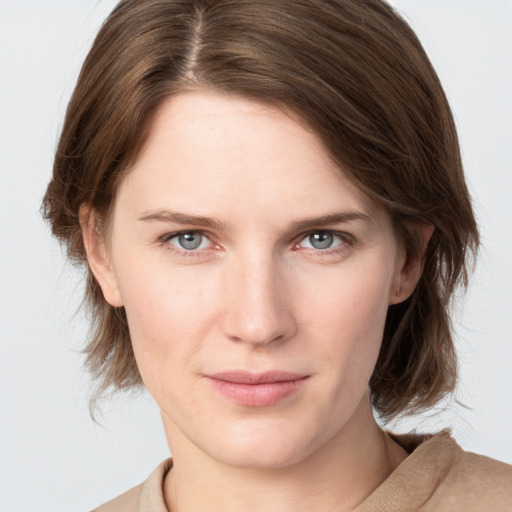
[293,231,354,257]
[158,230,355,259]
[159,231,216,259]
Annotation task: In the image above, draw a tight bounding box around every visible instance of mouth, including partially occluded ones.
[205,371,309,407]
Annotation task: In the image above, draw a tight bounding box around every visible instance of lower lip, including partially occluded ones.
[206,377,308,407]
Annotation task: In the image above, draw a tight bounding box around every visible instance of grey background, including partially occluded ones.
[1,1,511,510]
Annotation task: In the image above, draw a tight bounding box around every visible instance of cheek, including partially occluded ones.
[112,256,220,387]
[302,260,393,379]
[303,257,392,333]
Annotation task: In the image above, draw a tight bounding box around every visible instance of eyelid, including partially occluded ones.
[291,230,355,258]
[295,229,354,245]
[159,230,218,252]
[158,228,354,257]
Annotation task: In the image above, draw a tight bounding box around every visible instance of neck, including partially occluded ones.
[163,398,407,512]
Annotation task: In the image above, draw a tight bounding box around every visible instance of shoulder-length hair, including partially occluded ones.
[43,0,478,420]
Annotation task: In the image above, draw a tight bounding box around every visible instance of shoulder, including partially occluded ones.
[357,430,512,511]
[431,435,512,510]
[398,430,512,510]
[92,459,172,512]
[92,483,142,512]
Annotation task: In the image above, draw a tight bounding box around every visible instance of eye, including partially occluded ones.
[299,231,348,250]
[306,232,335,250]
[165,231,211,251]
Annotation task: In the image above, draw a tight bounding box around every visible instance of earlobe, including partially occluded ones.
[389,223,434,305]
[79,204,124,307]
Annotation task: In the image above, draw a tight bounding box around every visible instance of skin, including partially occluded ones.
[82,90,429,512]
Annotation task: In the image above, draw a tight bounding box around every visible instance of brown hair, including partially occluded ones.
[43,0,479,420]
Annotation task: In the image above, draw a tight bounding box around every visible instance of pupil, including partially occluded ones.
[310,232,333,249]
[179,233,202,250]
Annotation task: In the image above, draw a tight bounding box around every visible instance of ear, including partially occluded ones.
[389,223,434,305]
[79,204,124,307]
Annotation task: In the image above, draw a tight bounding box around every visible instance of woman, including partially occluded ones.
[42,0,511,510]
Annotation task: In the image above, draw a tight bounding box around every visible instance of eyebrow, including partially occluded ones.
[288,211,371,232]
[138,209,228,230]
[138,208,371,232]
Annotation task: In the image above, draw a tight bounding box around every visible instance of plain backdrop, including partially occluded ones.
[1,1,511,511]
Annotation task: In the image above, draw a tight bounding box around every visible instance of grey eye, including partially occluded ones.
[308,232,334,249]
[178,232,204,250]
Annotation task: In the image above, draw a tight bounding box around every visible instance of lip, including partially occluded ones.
[205,371,309,407]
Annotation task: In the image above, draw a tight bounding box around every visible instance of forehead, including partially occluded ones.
[118,90,383,226]
[135,90,335,177]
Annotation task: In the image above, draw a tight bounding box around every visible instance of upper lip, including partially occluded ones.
[206,371,308,384]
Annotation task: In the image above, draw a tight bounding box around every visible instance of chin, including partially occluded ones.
[201,419,323,470]
[213,444,306,471]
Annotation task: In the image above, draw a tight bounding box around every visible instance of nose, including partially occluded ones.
[221,254,297,346]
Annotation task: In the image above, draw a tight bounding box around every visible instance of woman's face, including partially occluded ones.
[93,91,407,469]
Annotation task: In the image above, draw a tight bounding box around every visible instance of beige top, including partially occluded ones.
[93,431,512,511]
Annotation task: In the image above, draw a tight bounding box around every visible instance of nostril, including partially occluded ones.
[222,306,296,346]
